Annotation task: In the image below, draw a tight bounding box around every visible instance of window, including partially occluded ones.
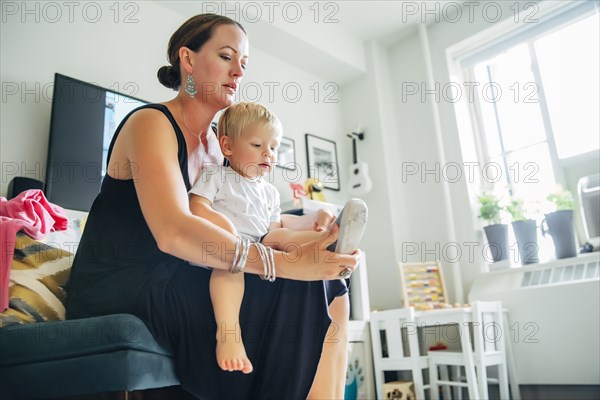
[464,5,599,209]
[535,13,600,159]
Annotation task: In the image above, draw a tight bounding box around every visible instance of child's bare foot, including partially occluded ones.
[216,327,253,374]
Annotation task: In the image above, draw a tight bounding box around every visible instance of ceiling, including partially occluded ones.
[336,0,442,41]
[156,1,453,83]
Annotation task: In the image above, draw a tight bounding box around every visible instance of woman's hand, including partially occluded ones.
[275,224,361,281]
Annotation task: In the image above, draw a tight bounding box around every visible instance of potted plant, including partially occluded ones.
[506,197,539,264]
[478,192,509,262]
[543,186,577,259]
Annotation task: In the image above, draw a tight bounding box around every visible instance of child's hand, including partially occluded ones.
[312,209,336,232]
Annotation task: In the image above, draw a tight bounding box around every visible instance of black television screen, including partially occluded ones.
[45,73,147,211]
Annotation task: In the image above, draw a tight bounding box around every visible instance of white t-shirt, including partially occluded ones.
[189,165,281,242]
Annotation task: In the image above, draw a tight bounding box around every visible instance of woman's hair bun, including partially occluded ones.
[157,65,181,90]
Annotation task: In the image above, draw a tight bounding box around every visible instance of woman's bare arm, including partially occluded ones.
[116,109,359,280]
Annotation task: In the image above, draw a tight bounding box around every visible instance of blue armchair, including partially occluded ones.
[0,314,184,399]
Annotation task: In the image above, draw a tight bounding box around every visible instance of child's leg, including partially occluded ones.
[210,269,253,374]
[307,294,350,399]
[262,228,322,250]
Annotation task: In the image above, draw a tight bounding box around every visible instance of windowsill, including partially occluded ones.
[485,250,600,276]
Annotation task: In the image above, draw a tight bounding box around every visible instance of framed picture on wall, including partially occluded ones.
[305,133,340,191]
[277,137,296,170]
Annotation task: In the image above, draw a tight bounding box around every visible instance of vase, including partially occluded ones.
[543,210,577,259]
[512,220,539,264]
[483,224,509,262]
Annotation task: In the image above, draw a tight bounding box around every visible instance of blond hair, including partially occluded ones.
[217,102,282,143]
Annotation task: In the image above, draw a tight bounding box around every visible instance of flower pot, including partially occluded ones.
[512,220,539,264]
[542,210,577,259]
[483,224,509,262]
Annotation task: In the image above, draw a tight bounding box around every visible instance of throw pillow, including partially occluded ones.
[0,233,73,327]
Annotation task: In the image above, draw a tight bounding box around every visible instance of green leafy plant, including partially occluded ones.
[506,198,527,222]
[547,186,574,211]
[478,192,502,225]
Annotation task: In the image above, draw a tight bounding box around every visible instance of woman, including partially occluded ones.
[65,13,360,399]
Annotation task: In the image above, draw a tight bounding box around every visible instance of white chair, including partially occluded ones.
[370,307,451,400]
[428,301,510,400]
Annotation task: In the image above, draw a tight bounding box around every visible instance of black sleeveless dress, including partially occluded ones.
[65,104,347,399]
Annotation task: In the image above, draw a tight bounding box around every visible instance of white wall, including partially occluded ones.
[340,42,407,310]
[340,33,464,310]
[0,1,349,206]
[338,0,599,309]
[1,2,180,196]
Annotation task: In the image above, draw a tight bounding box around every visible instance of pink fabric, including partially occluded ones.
[0,189,68,311]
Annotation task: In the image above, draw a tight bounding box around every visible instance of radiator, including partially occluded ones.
[469,252,600,384]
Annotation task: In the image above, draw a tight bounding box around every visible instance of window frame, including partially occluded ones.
[461,2,599,196]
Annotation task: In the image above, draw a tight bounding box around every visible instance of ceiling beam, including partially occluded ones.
[155,1,367,83]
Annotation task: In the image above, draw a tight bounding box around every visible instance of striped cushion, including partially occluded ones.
[0,233,72,327]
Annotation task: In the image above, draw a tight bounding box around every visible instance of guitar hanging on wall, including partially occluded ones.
[348,129,372,195]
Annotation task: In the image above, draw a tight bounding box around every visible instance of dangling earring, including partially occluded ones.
[184,74,197,97]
